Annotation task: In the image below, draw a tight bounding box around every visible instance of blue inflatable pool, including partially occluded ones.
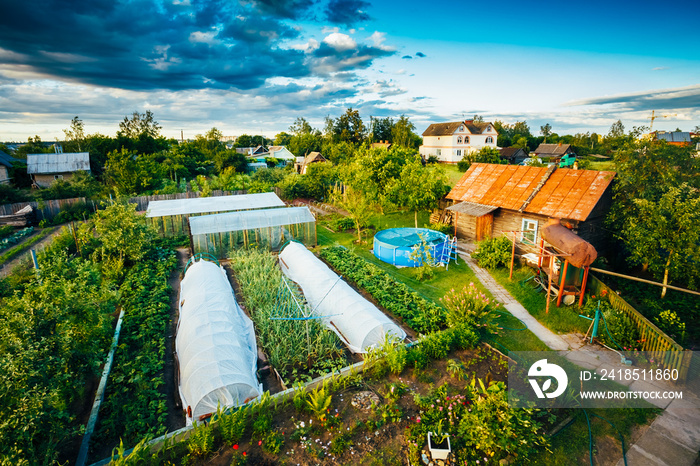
[373,228,448,267]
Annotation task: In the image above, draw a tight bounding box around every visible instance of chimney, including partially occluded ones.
[558,141,562,146]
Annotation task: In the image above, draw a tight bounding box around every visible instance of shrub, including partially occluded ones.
[333,216,355,231]
[218,407,247,445]
[441,283,501,335]
[428,221,452,235]
[654,310,686,344]
[472,236,512,269]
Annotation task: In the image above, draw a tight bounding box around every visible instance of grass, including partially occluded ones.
[489,265,591,335]
[442,163,465,187]
[586,160,616,171]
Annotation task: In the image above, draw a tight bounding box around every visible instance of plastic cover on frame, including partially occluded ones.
[176,260,262,420]
[278,241,406,353]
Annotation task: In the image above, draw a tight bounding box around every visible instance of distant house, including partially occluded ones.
[296,151,327,174]
[654,131,692,146]
[267,146,296,164]
[27,152,91,188]
[532,143,576,163]
[0,150,24,184]
[419,119,498,163]
[370,140,392,150]
[498,147,529,165]
[235,146,268,156]
[444,163,616,251]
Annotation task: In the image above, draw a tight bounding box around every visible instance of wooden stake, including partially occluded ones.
[579,266,590,306]
[509,232,516,280]
[557,259,569,307]
[546,255,553,314]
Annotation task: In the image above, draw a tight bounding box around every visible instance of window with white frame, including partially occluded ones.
[457,136,462,143]
[54,174,64,180]
[459,125,464,132]
[486,136,494,144]
[521,219,538,244]
[465,136,470,143]
[457,149,461,156]
[436,149,441,156]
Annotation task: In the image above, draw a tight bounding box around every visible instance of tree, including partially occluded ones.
[118,110,161,139]
[15,135,50,159]
[472,114,484,123]
[371,116,394,142]
[63,116,85,151]
[274,131,293,146]
[540,123,552,143]
[289,117,313,136]
[390,157,449,228]
[333,108,366,145]
[331,184,377,243]
[457,147,504,172]
[391,115,418,149]
[608,120,625,138]
[289,132,323,156]
[621,184,700,297]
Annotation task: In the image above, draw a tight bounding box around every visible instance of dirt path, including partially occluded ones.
[0,226,61,277]
[164,247,188,432]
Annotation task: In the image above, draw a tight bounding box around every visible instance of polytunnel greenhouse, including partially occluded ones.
[189,206,316,257]
[176,258,262,422]
[146,192,286,236]
[279,241,406,353]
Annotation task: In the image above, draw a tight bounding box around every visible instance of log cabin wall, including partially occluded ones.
[491,210,550,244]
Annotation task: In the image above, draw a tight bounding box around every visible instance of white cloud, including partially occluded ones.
[290,38,320,53]
[322,33,356,51]
[189,30,220,45]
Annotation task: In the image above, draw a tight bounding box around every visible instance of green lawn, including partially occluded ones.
[443,163,465,187]
[586,160,616,171]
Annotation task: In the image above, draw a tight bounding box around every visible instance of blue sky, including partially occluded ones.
[0,0,698,142]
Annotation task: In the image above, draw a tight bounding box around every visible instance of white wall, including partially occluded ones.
[419,124,498,163]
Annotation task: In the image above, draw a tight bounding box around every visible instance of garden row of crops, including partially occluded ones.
[319,246,447,333]
[90,246,177,455]
[0,226,34,251]
[0,248,116,464]
[229,248,347,383]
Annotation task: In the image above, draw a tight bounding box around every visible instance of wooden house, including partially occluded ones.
[26,152,91,188]
[0,150,24,184]
[532,142,576,163]
[296,151,327,174]
[445,163,616,252]
[498,147,529,165]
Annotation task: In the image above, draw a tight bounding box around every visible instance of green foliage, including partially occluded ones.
[187,421,215,458]
[429,221,452,235]
[320,246,447,333]
[457,146,505,171]
[331,184,377,243]
[229,248,346,382]
[0,184,30,204]
[654,310,686,343]
[0,249,116,464]
[389,156,449,228]
[441,283,502,335]
[472,236,512,269]
[581,298,640,349]
[0,226,33,252]
[218,407,247,445]
[91,246,177,449]
[307,383,333,423]
[261,431,284,454]
[408,233,436,280]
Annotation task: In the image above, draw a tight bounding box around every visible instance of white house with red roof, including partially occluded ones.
[419,119,498,163]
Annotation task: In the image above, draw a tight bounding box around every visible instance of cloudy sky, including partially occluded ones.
[1,0,699,142]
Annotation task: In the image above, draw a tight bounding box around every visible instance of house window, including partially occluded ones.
[54,174,64,180]
[457,150,461,156]
[459,125,464,132]
[521,219,538,244]
[486,136,494,144]
[457,136,462,143]
[436,149,441,156]
[464,136,470,144]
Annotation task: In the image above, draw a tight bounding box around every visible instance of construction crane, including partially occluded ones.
[648,110,677,131]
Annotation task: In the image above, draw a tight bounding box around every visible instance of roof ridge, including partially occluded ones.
[518,165,557,212]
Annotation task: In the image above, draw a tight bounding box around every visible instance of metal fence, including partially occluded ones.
[588,275,693,383]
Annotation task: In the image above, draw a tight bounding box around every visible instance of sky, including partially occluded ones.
[0,0,699,142]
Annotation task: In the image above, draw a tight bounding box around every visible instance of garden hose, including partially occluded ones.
[589,412,628,466]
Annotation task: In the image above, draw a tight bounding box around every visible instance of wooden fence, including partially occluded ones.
[0,190,248,223]
[589,275,693,383]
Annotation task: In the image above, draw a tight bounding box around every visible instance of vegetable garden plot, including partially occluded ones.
[279,241,407,353]
[176,259,263,422]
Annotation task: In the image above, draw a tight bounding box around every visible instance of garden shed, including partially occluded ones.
[176,259,262,422]
[145,192,285,236]
[189,206,316,257]
[445,163,616,252]
[279,241,406,353]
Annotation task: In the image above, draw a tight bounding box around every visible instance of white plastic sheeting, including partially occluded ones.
[278,242,406,353]
[188,207,315,235]
[176,260,262,420]
[146,192,284,218]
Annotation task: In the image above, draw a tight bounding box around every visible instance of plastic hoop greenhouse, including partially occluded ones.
[176,259,262,422]
[279,241,406,353]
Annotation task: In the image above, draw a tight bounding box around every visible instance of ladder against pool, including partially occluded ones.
[438,236,458,270]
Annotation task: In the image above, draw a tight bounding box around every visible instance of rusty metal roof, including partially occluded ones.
[26,152,90,174]
[446,201,498,217]
[446,163,616,221]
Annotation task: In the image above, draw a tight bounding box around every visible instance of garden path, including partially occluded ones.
[455,240,700,466]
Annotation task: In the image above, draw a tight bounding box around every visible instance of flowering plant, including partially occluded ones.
[440,283,501,334]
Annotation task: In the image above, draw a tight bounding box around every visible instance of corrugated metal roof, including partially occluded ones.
[533,143,572,157]
[446,163,616,221]
[189,206,315,235]
[26,152,90,174]
[146,192,285,218]
[656,132,691,143]
[446,201,498,217]
[0,150,24,168]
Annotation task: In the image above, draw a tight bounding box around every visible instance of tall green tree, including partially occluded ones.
[118,110,161,139]
[63,116,85,152]
[371,116,394,142]
[289,117,314,135]
[621,184,700,297]
[331,184,377,243]
[540,123,552,143]
[333,108,366,145]
[391,115,418,149]
[390,157,449,227]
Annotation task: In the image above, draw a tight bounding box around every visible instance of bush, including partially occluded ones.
[441,282,501,335]
[333,216,355,231]
[472,236,512,269]
[428,222,452,235]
